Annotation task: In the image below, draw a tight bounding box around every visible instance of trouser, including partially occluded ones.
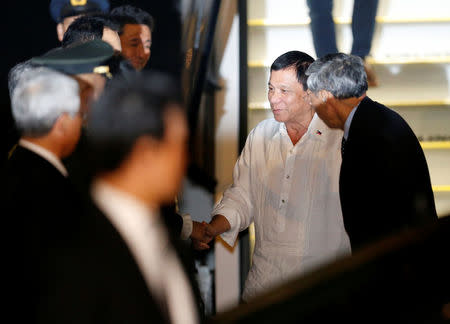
[306,0,379,59]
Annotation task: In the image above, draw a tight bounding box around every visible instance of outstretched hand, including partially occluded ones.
[190,215,231,251]
[191,221,216,250]
[191,238,211,250]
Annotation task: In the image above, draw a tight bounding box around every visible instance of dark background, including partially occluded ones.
[1,0,182,162]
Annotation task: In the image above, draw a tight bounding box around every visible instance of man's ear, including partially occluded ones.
[134,136,160,156]
[320,90,332,103]
[53,113,70,136]
[57,23,64,42]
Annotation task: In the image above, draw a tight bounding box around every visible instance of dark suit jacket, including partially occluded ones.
[2,146,84,322]
[339,97,437,250]
[3,145,82,256]
[58,196,205,323]
[42,199,170,323]
[3,147,172,323]
[3,146,203,323]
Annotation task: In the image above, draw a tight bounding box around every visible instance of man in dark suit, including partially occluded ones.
[3,40,119,323]
[3,67,86,322]
[79,72,201,323]
[306,53,437,251]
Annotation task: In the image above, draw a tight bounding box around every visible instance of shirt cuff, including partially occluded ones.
[180,213,193,240]
[220,228,239,247]
[213,208,240,247]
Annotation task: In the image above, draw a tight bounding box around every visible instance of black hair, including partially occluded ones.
[270,51,315,90]
[110,5,155,34]
[62,13,119,48]
[86,72,182,173]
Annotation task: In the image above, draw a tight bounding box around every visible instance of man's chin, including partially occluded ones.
[272,111,285,122]
[132,61,146,71]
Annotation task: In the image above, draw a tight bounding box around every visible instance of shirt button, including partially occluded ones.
[286,175,290,179]
[282,199,285,203]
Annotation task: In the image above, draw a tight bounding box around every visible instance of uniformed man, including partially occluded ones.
[30,39,115,193]
[32,39,114,111]
[61,13,122,52]
[49,0,110,42]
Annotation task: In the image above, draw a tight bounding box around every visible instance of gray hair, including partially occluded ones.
[8,60,44,98]
[306,53,368,99]
[11,68,80,137]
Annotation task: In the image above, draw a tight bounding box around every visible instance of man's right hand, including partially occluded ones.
[191,215,231,250]
[191,238,211,250]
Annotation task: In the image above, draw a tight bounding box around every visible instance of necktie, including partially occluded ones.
[341,137,346,158]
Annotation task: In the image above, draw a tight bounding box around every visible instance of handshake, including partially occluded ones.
[190,215,231,250]
[190,221,216,250]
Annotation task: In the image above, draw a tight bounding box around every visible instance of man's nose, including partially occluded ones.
[269,91,280,103]
[137,44,147,58]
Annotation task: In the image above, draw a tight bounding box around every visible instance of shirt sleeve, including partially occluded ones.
[212,130,255,246]
[180,214,193,240]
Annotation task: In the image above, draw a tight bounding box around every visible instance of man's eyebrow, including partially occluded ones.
[268,82,290,89]
[125,32,140,38]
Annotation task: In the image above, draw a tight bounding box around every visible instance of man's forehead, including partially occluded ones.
[123,24,151,36]
[270,70,299,84]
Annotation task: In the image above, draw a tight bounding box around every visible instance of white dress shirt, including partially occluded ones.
[212,114,351,301]
[92,180,199,324]
[19,139,68,177]
[180,213,193,240]
[344,104,359,140]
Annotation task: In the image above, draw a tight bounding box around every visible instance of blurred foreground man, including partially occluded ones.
[78,73,200,323]
[306,53,437,250]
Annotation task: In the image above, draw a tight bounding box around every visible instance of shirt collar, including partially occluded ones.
[91,179,160,229]
[278,113,329,143]
[343,103,360,140]
[19,139,68,177]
